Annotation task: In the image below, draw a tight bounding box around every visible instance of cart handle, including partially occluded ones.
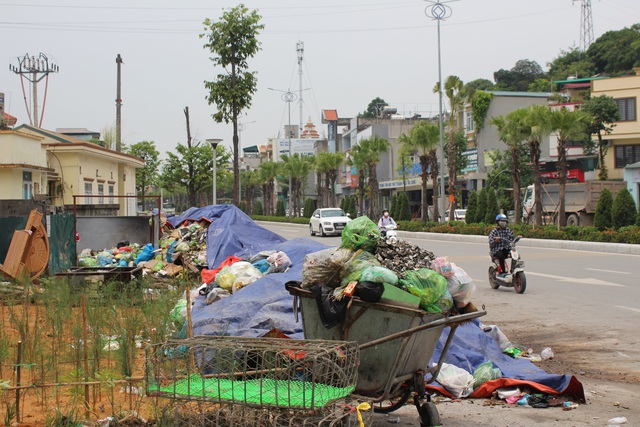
[358,310,486,350]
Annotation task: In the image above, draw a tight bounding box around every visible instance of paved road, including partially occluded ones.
[258,221,640,426]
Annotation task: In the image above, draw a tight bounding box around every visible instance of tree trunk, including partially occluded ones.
[420,155,429,222]
[368,163,379,218]
[231,61,240,206]
[358,170,366,217]
[429,150,440,222]
[531,141,543,226]
[511,147,521,225]
[448,130,456,221]
[557,139,567,227]
[316,171,323,208]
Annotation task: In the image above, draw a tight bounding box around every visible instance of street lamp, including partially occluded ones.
[206,139,222,205]
[425,0,455,219]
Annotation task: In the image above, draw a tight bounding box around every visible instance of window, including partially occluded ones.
[465,111,474,132]
[615,98,636,121]
[22,172,33,200]
[84,182,93,204]
[98,184,104,204]
[109,185,114,203]
[615,145,640,168]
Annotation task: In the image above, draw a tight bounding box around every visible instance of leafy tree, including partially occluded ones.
[612,188,637,229]
[475,188,488,224]
[161,142,231,208]
[587,24,640,75]
[281,154,313,217]
[390,194,398,219]
[313,153,329,208]
[253,200,263,216]
[304,198,316,218]
[201,4,264,205]
[360,97,388,118]
[523,104,553,225]
[547,47,595,82]
[346,196,357,219]
[397,192,411,221]
[444,130,469,178]
[484,188,500,224]
[348,144,369,218]
[528,78,554,93]
[357,136,389,218]
[275,199,285,217]
[471,91,494,136]
[325,152,345,207]
[494,59,546,92]
[126,141,161,204]
[581,95,620,180]
[548,108,591,226]
[241,169,261,215]
[594,188,613,230]
[466,190,478,224]
[258,161,278,215]
[398,121,440,222]
[465,79,495,92]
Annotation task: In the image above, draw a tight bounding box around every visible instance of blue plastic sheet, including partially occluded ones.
[167,205,287,269]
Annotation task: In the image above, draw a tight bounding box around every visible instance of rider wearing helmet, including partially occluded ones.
[489,213,517,276]
[378,209,397,237]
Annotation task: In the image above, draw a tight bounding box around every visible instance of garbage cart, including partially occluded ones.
[287,284,486,427]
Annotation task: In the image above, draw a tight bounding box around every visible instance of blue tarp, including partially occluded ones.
[185,209,583,398]
[167,205,287,269]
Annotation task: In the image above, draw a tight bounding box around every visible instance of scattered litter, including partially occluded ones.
[119,386,144,396]
[541,347,554,360]
[562,402,579,410]
[386,416,401,424]
[607,416,627,425]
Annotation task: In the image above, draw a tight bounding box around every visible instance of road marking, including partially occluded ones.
[527,271,626,287]
[615,305,640,314]
[586,268,630,275]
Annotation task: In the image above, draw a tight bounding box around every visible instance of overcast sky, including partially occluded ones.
[1,0,639,158]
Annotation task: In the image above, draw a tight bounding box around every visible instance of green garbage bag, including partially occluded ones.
[472,360,502,388]
[339,250,382,287]
[399,268,448,313]
[78,257,98,267]
[340,216,380,253]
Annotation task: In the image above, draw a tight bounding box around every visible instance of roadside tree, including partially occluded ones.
[612,188,637,229]
[581,95,620,180]
[594,188,613,230]
[126,141,160,207]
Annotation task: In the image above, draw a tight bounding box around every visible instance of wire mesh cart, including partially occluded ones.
[145,336,373,426]
[287,285,486,427]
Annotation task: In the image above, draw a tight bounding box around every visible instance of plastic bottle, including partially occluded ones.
[541,347,554,360]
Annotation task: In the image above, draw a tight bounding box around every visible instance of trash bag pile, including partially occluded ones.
[300,216,477,315]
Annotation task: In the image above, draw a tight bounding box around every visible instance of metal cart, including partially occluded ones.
[287,285,486,427]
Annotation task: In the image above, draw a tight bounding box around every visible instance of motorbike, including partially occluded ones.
[488,236,526,294]
[380,224,399,244]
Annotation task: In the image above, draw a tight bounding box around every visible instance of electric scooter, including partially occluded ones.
[488,237,526,294]
[380,224,399,244]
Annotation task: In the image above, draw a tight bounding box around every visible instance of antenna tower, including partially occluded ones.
[297,41,304,133]
[574,0,594,51]
[10,52,59,127]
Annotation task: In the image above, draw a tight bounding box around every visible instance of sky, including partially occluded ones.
[1,0,639,159]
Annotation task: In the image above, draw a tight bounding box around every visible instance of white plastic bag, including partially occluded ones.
[436,363,475,398]
[481,324,512,351]
[432,257,454,279]
[446,264,476,306]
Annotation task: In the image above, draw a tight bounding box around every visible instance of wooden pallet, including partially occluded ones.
[0,209,50,280]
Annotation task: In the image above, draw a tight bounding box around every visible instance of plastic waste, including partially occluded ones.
[436,363,475,398]
[481,324,512,351]
[497,387,521,399]
[516,394,530,406]
[472,361,502,388]
[541,347,554,360]
[607,417,627,425]
[562,401,579,410]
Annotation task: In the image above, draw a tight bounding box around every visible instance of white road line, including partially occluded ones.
[527,271,626,287]
[586,268,630,275]
[615,305,640,314]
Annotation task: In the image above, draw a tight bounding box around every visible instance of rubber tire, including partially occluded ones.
[419,402,440,427]
[320,226,326,237]
[373,385,412,414]
[309,225,315,236]
[567,214,579,226]
[488,266,500,289]
[514,272,527,294]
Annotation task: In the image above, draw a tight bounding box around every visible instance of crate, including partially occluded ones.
[145,336,359,411]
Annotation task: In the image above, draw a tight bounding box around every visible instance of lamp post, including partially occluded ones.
[207,139,222,205]
[425,0,454,220]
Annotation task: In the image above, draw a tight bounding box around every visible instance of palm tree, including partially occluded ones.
[258,161,278,215]
[240,169,261,214]
[359,135,390,217]
[313,153,330,208]
[398,121,440,222]
[436,75,469,221]
[547,108,591,227]
[490,109,528,224]
[281,154,312,217]
[348,146,368,217]
[325,152,345,207]
[523,104,553,226]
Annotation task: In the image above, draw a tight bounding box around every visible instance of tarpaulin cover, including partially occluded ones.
[190,238,329,339]
[186,218,583,399]
[427,320,585,401]
[167,205,287,269]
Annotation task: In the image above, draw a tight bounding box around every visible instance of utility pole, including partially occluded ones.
[297,41,304,134]
[116,54,123,152]
[10,52,59,127]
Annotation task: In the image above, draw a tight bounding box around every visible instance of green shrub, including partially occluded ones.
[475,188,487,224]
[466,190,478,224]
[253,201,263,216]
[238,201,247,213]
[484,188,499,224]
[390,194,398,219]
[612,188,637,229]
[346,196,357,219]
[397,192,411,221]
[276,199,286,217]
[594,188,613,230]
[304,198,316,218]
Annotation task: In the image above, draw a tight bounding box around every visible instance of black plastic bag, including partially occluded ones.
[355,281,384,302]
[310,284,349,329]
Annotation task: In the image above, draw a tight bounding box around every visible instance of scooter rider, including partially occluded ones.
[378,209,397,237]
[489,214,520,276]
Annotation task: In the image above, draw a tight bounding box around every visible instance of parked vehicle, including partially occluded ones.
[443,209,467,223]
[522,180,626,226]
[488,237,526,294]
[309,208,351,237]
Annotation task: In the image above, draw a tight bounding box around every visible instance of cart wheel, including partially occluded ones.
[373,385,412,413]
[419,402,440,427]
[488,266,500,289]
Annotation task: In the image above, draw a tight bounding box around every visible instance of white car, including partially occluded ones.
[443,209,467,223]
[309,208,351,237]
